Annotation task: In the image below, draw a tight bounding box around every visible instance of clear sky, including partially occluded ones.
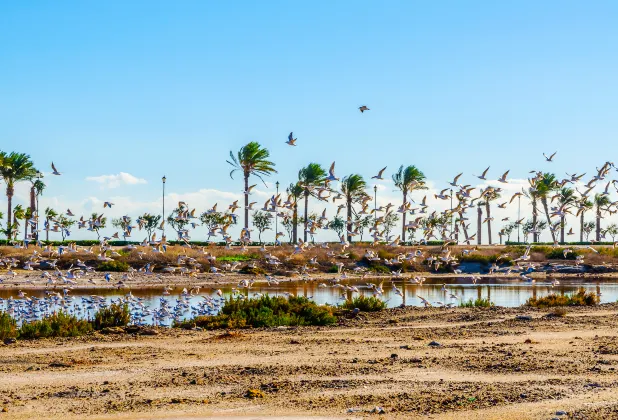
[2,1,618,241]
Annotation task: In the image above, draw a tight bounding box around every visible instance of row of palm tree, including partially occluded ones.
[0,152,45,241]
[226,142,616,244]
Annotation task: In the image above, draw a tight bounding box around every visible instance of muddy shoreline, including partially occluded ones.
[1,304,618,419]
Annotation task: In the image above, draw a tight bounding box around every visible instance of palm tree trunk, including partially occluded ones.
[292,202,298,244]
[46,217,50,242]
[541,198,556,243]
[401,190,407,243]
[485,202,492,245]
[346,198,353,243]
[560,215,565,244]
[596,208,601,241]
[477,205,482,245]
[6,186,13,241]
[460,220,469,243]
[580,211,584,243]
[243,171,249,230]
[532,199,538,243]
[303,191,309,243]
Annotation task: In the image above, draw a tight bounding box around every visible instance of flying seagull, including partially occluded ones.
[286,132,297,146]
[544,152,557,162]
[51,162,61,175]
[359,105,370,113]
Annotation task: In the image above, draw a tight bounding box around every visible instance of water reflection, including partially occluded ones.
[1,277,616,326]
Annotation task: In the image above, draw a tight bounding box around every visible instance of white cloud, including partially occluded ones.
[86,172,147,189]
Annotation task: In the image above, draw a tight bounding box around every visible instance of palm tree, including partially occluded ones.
[12,204,25,242]
[340,174,368,242]
[0,152,37,240]
[44,207,58,242]
[535,173,559,243]
[476,201,482,245]
[483,189,500,245]
[286,182,303,243]
[32,178,45,240]
[594,193,611,241]
[523,185,541,243]
[298,163,327,242]
[392,165,426,243]
[227,142,277,230]
[577,198,593,243]
[557,187,576,243]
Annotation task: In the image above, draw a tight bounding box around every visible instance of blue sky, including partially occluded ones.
[2,1,618,241]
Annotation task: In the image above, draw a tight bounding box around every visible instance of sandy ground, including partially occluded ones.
[2,304,618,419]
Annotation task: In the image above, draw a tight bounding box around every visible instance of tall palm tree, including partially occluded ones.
[0,152,37,240]
[577,198,593,243]
[227,142,277,230]
[44,207,58,242]
[557,187,576,243]
[476,201,482,245]
[286,182,303,243]
[298,163,327,242]
[12,204,25,241]
[483,189,500,245]
[392,165,426,243]
[594,193,611,241]
[523,185,541,243]
[535,173,559,243]
[340,174,368,242]
[32,179,45,240]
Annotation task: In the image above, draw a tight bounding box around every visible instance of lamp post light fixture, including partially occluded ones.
[275,181,280,245]
[162,175,166,240]
[35,171,43,241]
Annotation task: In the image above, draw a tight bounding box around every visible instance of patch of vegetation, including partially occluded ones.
[545,248,579,260]
[341,295,387,312]
[98,260,129,272]
[327,265,340,273]
[459,298,494,308]
[526,288,599,307]
[93,303,130,330]
[18,312,92,339]
[0,311,17,340]
[547,307,568,317]
[238,265,266,275]
[217,253,259,262]
[176,295,336,329]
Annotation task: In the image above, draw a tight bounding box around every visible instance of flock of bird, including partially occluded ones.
[2,137,617,325]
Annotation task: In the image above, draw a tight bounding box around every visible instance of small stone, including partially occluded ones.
[244,389,264,399]
[556,411,567,416]
[516,315,533,321]
[400,344,412,350]
[390,353,398,359]
[428,341,442,347]
[520,393,527,398]
[2,407,7,412]
[3,338,16,345]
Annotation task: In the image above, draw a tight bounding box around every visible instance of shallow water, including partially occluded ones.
[1,277,616,326]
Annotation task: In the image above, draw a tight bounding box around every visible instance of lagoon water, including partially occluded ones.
[1,277,617,326]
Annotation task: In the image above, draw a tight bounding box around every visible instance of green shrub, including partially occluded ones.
[341,295,387,312]
[18,312,92,339]
[98,260,129,272]
[526,288,599,307]
[93,303,131,330]
[176,295,336,329]
[545,248,578,260]
[327,265,340,273]
[239,265,266,275]
[459,298,494,308]
[217,253,259,262]
[0,311,17,340]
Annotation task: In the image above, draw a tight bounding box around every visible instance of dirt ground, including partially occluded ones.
[1,304,618,419]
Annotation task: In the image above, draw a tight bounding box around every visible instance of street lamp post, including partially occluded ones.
[35,171,43,242]
[374,185,377,226]
[275,181,279,245]
[517,195,521,243]
[450,188,454,240]
[162,176,166,240]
